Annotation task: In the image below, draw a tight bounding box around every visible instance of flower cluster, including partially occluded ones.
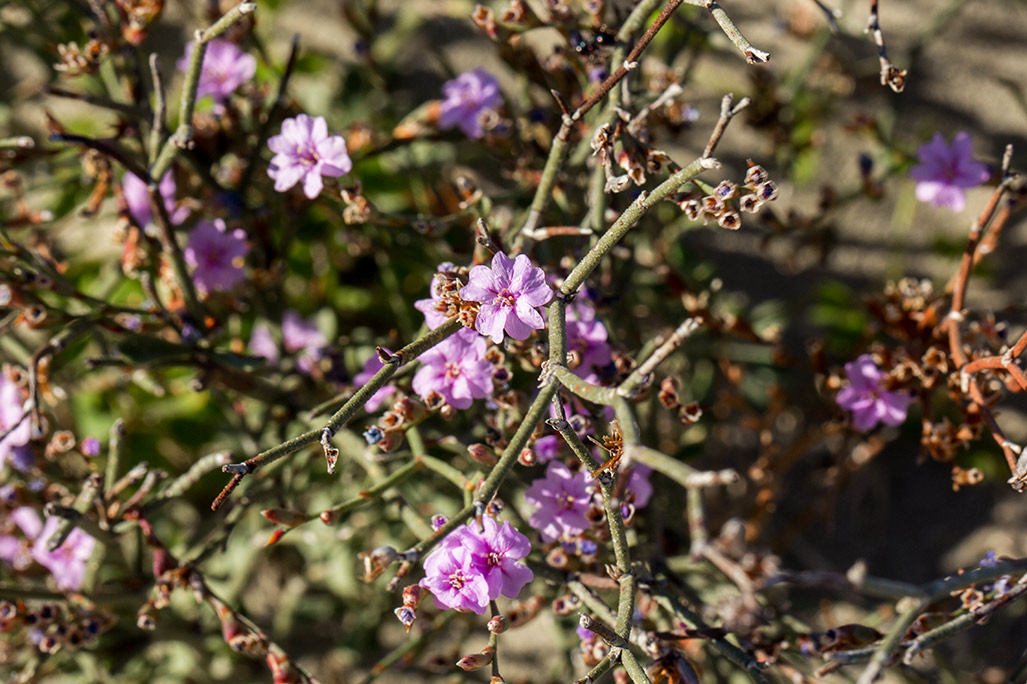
[0,507,96,591]
[439,68,503,139]
[249,310,328,374]
[184,219,250,294]
[267,114,352,199]
[910,131,990,212]
[676,165,778,230]
[419,516,533,614]
[836,354,911,431]
[460,251,553,344]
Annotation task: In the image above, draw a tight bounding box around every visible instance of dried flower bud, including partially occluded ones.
[756,180,779,202]
[468,443,499,466]
[546,545,570,569]
[261,508,308,528]
[659,377,680,409]
[394,606,417,631]
[680,198,703,221]
[360,545,399,582]
[713,180,738,201]
[551,595,578,615]
[439,404,457,420]
[506,595,545,627]
[137,601,159,630]
[738,193,761,213]
[701,194,725,216]
[744,163,769,187]
[679,402,703,426]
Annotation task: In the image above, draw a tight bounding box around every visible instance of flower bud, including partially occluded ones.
[518,448,536,467]
[487,615,509,634]
[456,645,495,671]
[468,443,498,467]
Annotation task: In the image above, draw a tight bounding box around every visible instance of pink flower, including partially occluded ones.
[177,39,256,105]
[353,352,397,413]
[0,507,95,591]
[438,517,533,601]
[419,547,491,614]
[566,301,611,377]
[267,114,352,199]
[910,132,990,212]
[525,461,594,542]
[184,219,249,294]
[836,354,911,431]
[626,464,653,509]
[122,172,189,228]
[0,371,31,469]
[460,252,553,344]
[412,334,493,409]
[439,68,503,139]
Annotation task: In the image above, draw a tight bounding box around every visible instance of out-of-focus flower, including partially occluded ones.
[0,507,95,591]
[177,39,256,105]
[81,437,101,457]
[0,371,31,469]
[282,310,326,354]
[533,434,561,463]
[122,172,189,228]
[249,322,279,363]
[412,334,493,409]
[566,301,611,377]
[418,547,490,614]
[626,464,653,509]
[525,461,593,542]
[354,352,397,413]
[438,517,533,601]
[267,114,352,199]
[184,219,249,294]
[460,252,553,344]
[836,354,910,431]
[910,131,990,212]
[439,68,503,139]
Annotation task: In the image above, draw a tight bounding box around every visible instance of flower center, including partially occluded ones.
[295,144,320,167]
[445,362,461,379]
[486,551,501,568]
[497,288,516,308]
[559,492,577,511]
[448,569,467,589]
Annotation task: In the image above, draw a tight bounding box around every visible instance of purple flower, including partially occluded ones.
[122,172,188,228]
[439,68,503,139]
[566,301,611,376]
[910,132,990,212]
[177,39,256,105]
[533,434,561,463]
[415,263,459,330]
[525,461,594,542]
[80,437,101,457]
[419,547,491,614]
[0,371,31,469]
[249,322,279,363]
[626,464,653,509]
[184,219,249,294]
[282,310,327,354]
[267,114,352,199]
[354,352,397,413]
[460,252,553,344]
[0,507,95,591]
[836,354,911,431]
[412,334,493,409]
[438,517,534,601]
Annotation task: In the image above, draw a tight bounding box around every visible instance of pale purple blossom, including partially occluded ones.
[836,354,911,431]
[267,114,352,199]
[460,252,553,344]
[282,310,327,354]
[122,172,188,228]
[418,547,490,614]
[81,437,101,457]
[439,68,503,139]
[184,218,249,294]
[626,464,653,509]
[525,461,594,542]
[0,371,31,469]
[249,322,279,363]
[0,507,95,591]
[354,352,397,413]
[566,301,611,377]
[437,517,533,602]
[910,131,990,212]
[177,39,256,105]
[412,334,493,409]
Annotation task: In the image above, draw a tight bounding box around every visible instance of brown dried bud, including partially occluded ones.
[738,193,761,213]
[359,545,399,582]
[261,508,308,528]
[468,443,499,467]
[680,198,703,221]
[744,163,769,187]
[439,404,457,420]
[506,594,545,627]
[546,545,570,569]
[718,211,741,230]
[679,402,703,426]
[47,430,76,454]
[658,377,680,409]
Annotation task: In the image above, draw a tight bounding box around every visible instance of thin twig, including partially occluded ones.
[866,0,907,92]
